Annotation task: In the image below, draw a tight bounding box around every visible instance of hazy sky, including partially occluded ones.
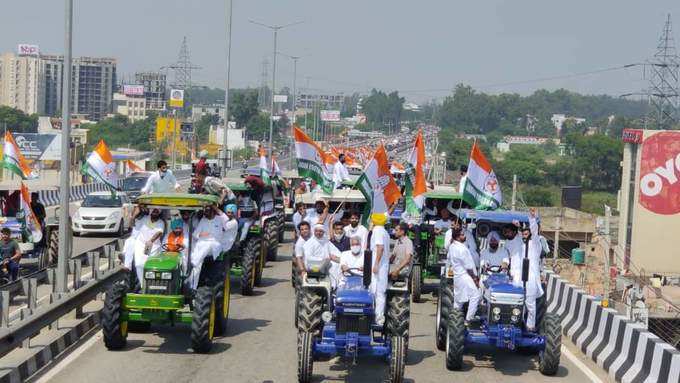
[2,1,679,102]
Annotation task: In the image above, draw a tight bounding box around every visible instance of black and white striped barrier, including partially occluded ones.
[36,182,114,207]
[546,271,680,383]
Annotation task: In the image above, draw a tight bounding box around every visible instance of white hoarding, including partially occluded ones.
[273,95,288,103]
[320,110,341,122]
[17,44,40,57]
[123,85,145,96]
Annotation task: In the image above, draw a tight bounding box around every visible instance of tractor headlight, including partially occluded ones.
[321,311,332,323]
[492,307,502,315]
[493,313,501,322]
[144,271,155,279]
[160,272,173,280]
[512,307,521,316]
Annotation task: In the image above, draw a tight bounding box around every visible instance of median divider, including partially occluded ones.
[545,271,680,383]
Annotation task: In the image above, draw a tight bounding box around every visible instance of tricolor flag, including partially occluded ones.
[271,156,282,178]
[258,144,271,185]
[19,183,42,243]
[293,126,334,194]
[404,129,427,215]
[463,141,502,210]
[126,160,144,175]
[82,140,118,190]
[2,132,37,180]
[356,144,401,218]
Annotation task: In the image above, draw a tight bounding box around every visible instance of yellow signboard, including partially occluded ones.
[169,89,184,108]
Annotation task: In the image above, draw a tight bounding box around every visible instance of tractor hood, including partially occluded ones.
[144,252,181,272]
[336,277,374,307]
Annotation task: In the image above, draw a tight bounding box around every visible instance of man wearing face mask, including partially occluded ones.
[339,235,364,287]
[330,221,350,252]
[480,231,509,270]
[332,153,351,189]
[123,207,165,288]
[370,213,391,326]
[141,160,181,194]
[189,204,228,290]
[344,211,368,251]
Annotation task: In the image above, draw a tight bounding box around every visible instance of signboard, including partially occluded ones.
[17,44,39,57]
[169,89,184,108]
[637,131,680,215]
[10,133,60,160]
[123,85,145,97]
[622,128,643,144]
[273,95,288,103]
[320,110,341,122]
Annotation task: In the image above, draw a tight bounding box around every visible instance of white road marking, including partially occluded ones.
[34,330,103,383]
[562,344,604,383]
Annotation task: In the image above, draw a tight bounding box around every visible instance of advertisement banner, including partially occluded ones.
[17,44,39,57]
[273,94,288,103]
[622,128,643,144]
[169,89,184,108]
[10,133,60,160]
[123,85,145,97]
[638,131,680,215]
[320,110,341,122]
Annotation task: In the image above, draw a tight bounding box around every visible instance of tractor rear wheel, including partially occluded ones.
[298,289,323,334]
[294,289,301,328]
[191,285,216,353]
[214,266,231,336]
[240,239,258,295]
[445,308,465,370]
[388,336,406,383]
[255,240,265,286]
[410,264,422,303]
[436,278,453,350]
[538,313,562,376]
[43,227,59,269]
[387,293,410,353]
[267,222,279,262]
[297,331,314,383]
[277,216,285,243]
[102,283,128,350]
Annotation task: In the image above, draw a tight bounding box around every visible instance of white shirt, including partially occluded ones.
[434,219,451,232]
[370,225,391,270]
[344,224,369,251]
[508,217,544,297]
[292,211,305,234]
[444,227,479,267]
[480,247,510,268]
[340,250,364,271]
[458,174,467,193]
[294,236,308,258]
[221,217,238,251]
[137,216,165,245]
[141,170,180,194]
[193,215,226,243]
[302,236,341,269]
[332,162,351,186]
[447,240,476,278]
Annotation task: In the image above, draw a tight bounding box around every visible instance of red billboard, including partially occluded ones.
[622,128,643,143]
[638,131,680,215]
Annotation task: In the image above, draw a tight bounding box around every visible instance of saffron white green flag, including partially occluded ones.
[462,141,502,210]
[404,129,427,215]
[2,132,37,180]
[258,145,272,185]
[20,183,42,242]
[82,140,118,190]
[293,126,334,194]
[356,144,401,219]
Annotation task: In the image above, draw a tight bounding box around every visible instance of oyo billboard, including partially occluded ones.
[638,131,680,215]
[17,44,40,57]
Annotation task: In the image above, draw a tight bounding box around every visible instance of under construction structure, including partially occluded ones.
[258,57,270,111]
[645,14,680,130]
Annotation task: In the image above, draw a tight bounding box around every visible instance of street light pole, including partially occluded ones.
[56,0,73,293]
[222,0,233,177]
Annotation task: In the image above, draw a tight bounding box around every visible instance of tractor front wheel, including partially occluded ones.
[410,264,422,303]
[240,239,259,295]
[445,308,465,370]
[298,289,323,334]
[297,331,314,383]
[538,313,562,376]
[214,266,231,336]
[102,283,128,350]
[388,336,406,383]
[387,293,410,353]
[191,286,216,353]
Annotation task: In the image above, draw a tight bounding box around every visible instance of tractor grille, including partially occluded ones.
[337,315,371,335]
[144,279,172,295]
[490,304,516,324]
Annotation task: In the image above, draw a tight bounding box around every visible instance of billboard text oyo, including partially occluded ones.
[638,131,680,215]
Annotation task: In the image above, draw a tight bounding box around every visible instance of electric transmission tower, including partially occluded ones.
[258,57,270,110]
[168,36,201,91]
[646,14,680,129]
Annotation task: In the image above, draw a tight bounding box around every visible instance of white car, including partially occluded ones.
[72,192,134,236]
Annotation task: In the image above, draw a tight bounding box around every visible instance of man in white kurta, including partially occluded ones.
[369,214,391,326]
[189,205,227,289]
[444,220,480,272]
[221,204,239,253]
[508,209,544,331]
[294,221,312,280]
[480,231,510,269]
[344,211,369,251]
[301,224,342,288]
[123,208,165,286]
[448,228,481,322]
[332,154,351,189]
[339,236,365,287]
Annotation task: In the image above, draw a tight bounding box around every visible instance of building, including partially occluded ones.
[208,122,245,150]
[192,104,225,123]
[41,55,116,121]
[296,92,344,111]
[134,72,166,112]
[551,113,586,134]
[496,135,552,152]
[112,93,147,122]
[0,51,45,115]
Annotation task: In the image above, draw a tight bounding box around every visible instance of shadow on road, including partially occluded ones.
[225,317,271,337]
[120,325,233,355]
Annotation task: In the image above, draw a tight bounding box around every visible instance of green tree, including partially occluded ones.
[230,89,259,129]
[0,106,38,133]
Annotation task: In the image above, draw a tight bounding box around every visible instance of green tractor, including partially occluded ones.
[408,187,468,303]
[102,193,230,353]
[223,178,283,295]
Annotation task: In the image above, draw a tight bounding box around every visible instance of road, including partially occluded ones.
[37,233,608,383]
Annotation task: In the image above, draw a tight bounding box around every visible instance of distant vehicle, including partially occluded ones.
[121,172,152,202]
[72,192,134,236]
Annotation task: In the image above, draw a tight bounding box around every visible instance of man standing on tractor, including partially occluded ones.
[444,218,480,269]
[508,208,544,332]
[344,211,368,251]
[389,222,413,281]
[370,213,391,326]
[300,224,341,287]
[339,235,364,286]
[142,160,181,194]
[294,221,312,277]
[434,207,452,234]
[330,221,350,252]
[304,199,330,232]
[332,153,351,189]
[0,228,21,280]
[123,207,165,286]
[448,227,481,325]
[189,204,228,289]
[480,231,509,270]
[292,202,306,240]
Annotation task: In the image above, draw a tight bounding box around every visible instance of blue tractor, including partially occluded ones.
[296,254,409,383]
[437,209,561,376]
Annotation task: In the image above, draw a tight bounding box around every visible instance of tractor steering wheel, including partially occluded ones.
[343,267,364,277]
[161,243,185,252]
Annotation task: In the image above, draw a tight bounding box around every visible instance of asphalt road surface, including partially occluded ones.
[37,233,609,383]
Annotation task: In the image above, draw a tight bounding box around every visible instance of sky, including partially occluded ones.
[1,1,679,102]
